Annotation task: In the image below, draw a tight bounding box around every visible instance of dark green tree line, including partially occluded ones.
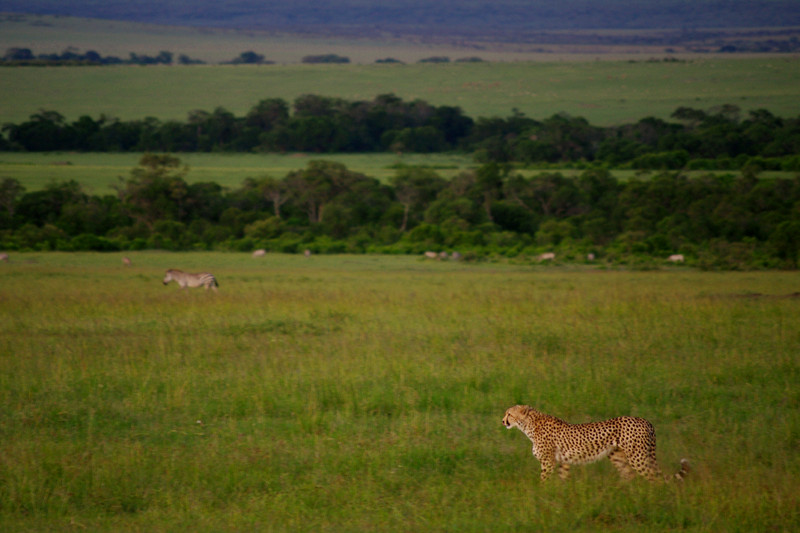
[1,155,798,269]
[2,47,185,65]
[3,98,800,170]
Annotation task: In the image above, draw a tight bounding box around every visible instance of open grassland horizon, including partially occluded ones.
[0,252,798,531]
[4,13,787,66]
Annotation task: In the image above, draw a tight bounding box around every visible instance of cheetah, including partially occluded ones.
[502,405,689,482]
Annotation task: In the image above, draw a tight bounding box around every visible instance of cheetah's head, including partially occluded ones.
[502,405,527,429]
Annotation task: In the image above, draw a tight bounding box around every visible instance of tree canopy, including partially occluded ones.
[3,96,799,173]
[1,155,798,269]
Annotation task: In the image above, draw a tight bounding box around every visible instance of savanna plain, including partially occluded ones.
[1,252,798,531]
[2,56,799,194]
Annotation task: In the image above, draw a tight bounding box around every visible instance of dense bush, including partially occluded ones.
[1,157,798,269]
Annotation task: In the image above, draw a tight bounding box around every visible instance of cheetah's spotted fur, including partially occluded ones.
[502,405,689,482]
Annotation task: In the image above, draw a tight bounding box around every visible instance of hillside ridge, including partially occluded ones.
[2,0,800,39]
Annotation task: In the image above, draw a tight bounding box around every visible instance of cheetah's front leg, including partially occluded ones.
[535,447,557,481]
[539,465,555,480]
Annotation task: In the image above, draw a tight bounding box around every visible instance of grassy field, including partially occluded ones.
[2,58,800,128]
[3,151,794,195]
[0,252,798,531]
[0,152,478,194]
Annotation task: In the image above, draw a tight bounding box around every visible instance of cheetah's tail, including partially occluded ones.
[674,458,690,481]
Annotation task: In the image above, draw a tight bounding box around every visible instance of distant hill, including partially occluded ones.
[2,0,800,41]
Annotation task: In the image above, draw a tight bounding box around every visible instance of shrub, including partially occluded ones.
[404,223,444,245]
[419,56,450,63]
[301,54,350,64]
[69,233,120,251]
[244,217,282,240]
[630,150,689,170]
[307,235,346,254]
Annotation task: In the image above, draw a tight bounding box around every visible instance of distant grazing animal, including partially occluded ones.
[667,254,685,263]
[304,249,312,257]
[122,256,131,266]
[502,405,689,482]
[0,252,8,262]
[163,269,219,291]
[424,251,438,259]
[537,252,555,262]
[252,249,266,258]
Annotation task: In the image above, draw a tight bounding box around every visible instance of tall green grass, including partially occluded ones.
[1,252,798,531]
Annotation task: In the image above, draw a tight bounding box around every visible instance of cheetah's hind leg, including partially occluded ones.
[608,449,636,481]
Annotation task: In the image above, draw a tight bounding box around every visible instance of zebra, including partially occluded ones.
[163,269,219,291]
